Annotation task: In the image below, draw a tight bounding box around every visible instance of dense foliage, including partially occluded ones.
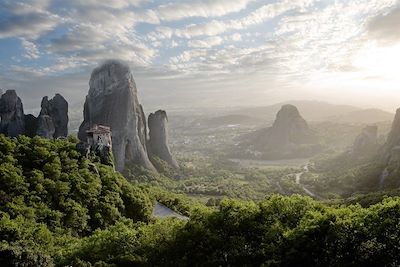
[60,195,400,266]
[1,135,400,266]
[0,135,152,265]
[125,155,301,202]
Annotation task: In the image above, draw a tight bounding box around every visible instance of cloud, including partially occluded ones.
[188,36,223,48]
[367,7,400,44]
[20,38,40,59]
[268,0,398,76]
[174,0,316,38]
[47,6,157,68]
[0,2,60,39]
[228,33,242,42]
[147,27,173,41]
[170,49,208,64]
[157,0,254,21]
[66,0,145,9]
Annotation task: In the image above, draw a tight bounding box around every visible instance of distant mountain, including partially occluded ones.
[229,100,360,123]
[227,100,393,125]
[238,104,321,159]
[325,108,394,124]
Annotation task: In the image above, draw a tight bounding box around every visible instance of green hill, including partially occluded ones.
[1,135,400,266]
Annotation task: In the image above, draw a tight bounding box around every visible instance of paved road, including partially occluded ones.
[153,202,189,220]
[295,163,321,199]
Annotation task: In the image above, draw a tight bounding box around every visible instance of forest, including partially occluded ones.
[1,135,400,266]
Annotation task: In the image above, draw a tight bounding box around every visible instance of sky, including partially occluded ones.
[0,0,399,113]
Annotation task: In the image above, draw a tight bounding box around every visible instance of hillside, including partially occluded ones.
[229,100,360,122]
[326,108,394,124]
[1,135,400,266]
[238,104,321,159]
[227,100,392,124]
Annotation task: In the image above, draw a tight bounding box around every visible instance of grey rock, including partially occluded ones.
[384,108,400,152]
[382,108,400,166]
[24,114,38,137]
[78,60,155,172]
[148,110,179,169]
[266,104,313,147]
[36,115,55,138]
[241,104,319,159]
[352,125,378,156]
[0,90,25,137]
[37,94,68,138]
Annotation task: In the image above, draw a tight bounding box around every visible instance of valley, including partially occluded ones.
[1,63,399,267]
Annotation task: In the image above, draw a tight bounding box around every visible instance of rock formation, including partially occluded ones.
[384,108,400,154]
[264,104,314,147]
[37,94,68,138]
[382,108,400,166]
[0,90,26,137]
[78,60,155,172]
[36,115,56,138]
[148,110,179,169]
[24,114,38,137]
[0,90,68,139]
[379,108,400,184]
[240,104,319,159]
[351,125,378,156]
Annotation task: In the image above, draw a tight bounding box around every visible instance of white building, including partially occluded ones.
[86,125,112,148]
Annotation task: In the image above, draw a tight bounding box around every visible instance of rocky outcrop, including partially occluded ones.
[148,110,178,169]
[382,108,400,166]
[384,108,400,154]
[379,108,400,185]
[352,125,378,156]
[0,90,68,139]
[37,94,68,138]
[264,104,314,147]
[36,115,55,138]
[0,90,26,137]
[24,114,38,137]
[78,60,155,172]
[240,104,320,159]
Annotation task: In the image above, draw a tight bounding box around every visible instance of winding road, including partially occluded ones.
[294,163,321,199]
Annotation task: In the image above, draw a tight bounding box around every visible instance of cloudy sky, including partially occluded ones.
[0,0,399,113]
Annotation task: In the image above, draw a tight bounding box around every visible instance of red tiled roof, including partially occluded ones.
[86,125,111,134]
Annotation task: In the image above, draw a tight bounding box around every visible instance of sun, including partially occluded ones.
[353,42,400,79]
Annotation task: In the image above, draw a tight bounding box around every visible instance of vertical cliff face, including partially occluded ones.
[36,115,55,138]
[382,108,400,166]
[78,60,155,172]
[148,110,179,169]
[378,108,400,184]
[0,90,68,138]
[385,108,400,152]
[36,94,68,138]
[39,94,68,138]
[239,104,319,159]
[248,104,315,149]
[0,90,26,137]
[352,125,378,156]
[268,104,313,147]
